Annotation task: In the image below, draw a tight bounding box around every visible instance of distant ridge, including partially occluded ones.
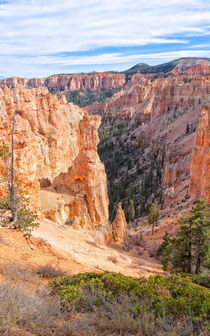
[0,57,209,82]
[123,57,210,76]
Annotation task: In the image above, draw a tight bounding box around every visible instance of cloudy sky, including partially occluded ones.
[0,0,210,78]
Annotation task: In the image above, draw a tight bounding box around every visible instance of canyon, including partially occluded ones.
[0,86,127,245]
[0,57,209,236]
[91,69,209,221]
[0,58,209,93]
[0,60,209,336]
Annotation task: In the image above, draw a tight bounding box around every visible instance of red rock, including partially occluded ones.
[110,203,127,244]
[190,106,210,202]
[85,72,209,214]
[52,114,109,228]
[0,86,109,228]
[86,76,209,120]
[0,72,126,91]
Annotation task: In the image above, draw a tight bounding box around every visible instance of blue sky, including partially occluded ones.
[0,0,210,78]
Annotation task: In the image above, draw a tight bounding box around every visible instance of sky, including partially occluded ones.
[0,0,210,78]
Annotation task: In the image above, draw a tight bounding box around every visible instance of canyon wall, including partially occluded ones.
[0,86,111,228]
[172,59,210,75]
[94,72,209,218]
[50,114,109,228]
[0,73,126,92]
[0,58,209,96]
[190,106,210,202]
[86,76,210,120]
[0,58,209,224]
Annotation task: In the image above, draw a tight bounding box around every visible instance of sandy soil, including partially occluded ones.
[0,221,162,284]
[32,219,163,278]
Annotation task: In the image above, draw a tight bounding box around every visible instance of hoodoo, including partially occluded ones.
[0,86,111,229]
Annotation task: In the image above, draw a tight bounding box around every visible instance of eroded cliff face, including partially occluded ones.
[49,114,110,228]
[172,59,210,76]
[0,73,126,92]
[95,72,209,220]
[190,106,210,202]
[0,86,111,229]
[110,203,127,244]
[86,76,209,120]
[0,59,209,227]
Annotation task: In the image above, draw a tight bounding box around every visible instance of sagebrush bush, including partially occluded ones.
[49,271,210,335]
[36,263,65,279]
[0,262,38,282]
[96,299,195,336]
[0,283,73,335]
[190,273,210,289]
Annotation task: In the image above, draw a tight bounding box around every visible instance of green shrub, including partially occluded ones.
[49,272,210,325]
[0,282,72,335]
[190,274,210,289]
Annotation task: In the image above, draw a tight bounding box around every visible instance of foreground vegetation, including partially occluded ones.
[49,272,210,335]
[1,257,209,335]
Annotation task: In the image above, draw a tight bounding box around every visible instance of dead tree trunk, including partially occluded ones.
[10,111,20,223]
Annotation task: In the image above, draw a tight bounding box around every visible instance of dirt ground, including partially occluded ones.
[0,218,166,286]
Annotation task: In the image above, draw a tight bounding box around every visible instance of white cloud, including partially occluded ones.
[0,0,210,77]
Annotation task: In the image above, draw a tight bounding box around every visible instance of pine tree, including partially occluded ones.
[158,200,210,274]
[157,231,172,271]
[178,200,209,274]
[127,199,135,222]
[148,203,159,235]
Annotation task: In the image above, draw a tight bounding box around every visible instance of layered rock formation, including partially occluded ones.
[0,86,111,229]
[0,73,126,92]
[190,106,210,202]
[0,57,209,227]
[172,58,210,76]
[1,59,209,95]
[86,75,209,120]
[49,114,109,228]
[94,71,209,219]
[110,203,127,244]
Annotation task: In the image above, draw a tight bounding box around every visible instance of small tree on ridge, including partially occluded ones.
[0,111,38,232]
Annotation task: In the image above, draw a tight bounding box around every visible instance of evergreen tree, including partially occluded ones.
[178,200,209,274]
[157,231,172,271]
[158,200,210,274]
[127,199,135,222]
[148,203,159,235]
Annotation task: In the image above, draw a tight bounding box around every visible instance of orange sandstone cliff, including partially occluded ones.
[110,203,127,244]
[88,72,209,218]
[0,86,113,230]
[190,105,210,202]
[86,75,209,120]
[49,114,109,228]
[0,72,126,92]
